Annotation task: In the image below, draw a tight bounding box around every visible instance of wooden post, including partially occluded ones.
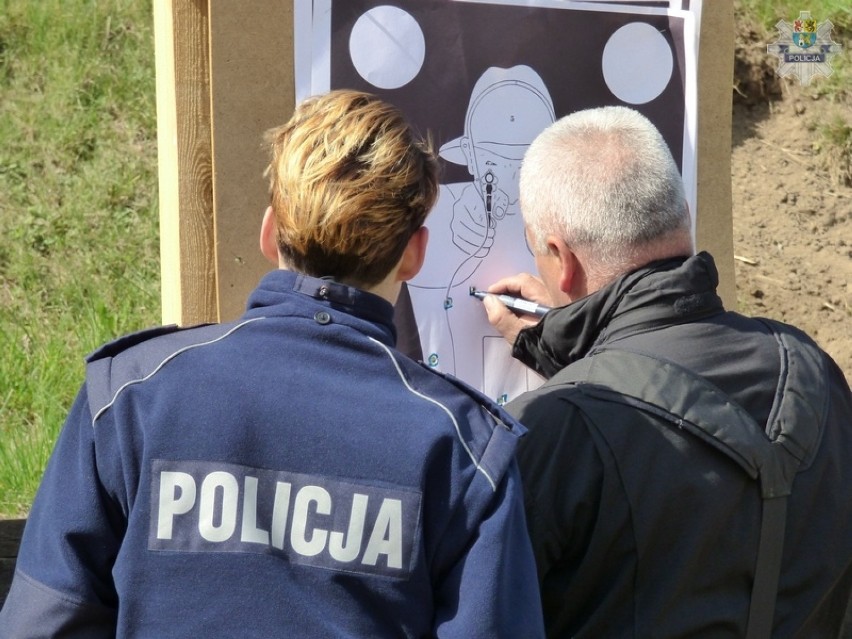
[154,0,217,325]
[696,1,737,307]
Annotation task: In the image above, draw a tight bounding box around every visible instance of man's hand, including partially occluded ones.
[482,273,552,345]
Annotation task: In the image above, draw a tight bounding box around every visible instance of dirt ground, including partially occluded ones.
[731,33,851,384]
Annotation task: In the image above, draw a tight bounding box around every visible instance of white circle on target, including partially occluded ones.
[602,22,673,104]
[349,6,425,90]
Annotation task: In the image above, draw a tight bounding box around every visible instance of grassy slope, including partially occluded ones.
[0,0,159,516]
[0,1,848,518]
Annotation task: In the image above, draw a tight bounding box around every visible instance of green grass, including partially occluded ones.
[819,116,852,186]
[0,0,849,518]
[0,0,160,517]
[737,0,852,30]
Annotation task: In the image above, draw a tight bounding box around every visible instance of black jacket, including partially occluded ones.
[507,252,852,638]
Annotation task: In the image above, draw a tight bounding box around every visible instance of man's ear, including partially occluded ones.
[259,206,280,266]
[396,226,429,282]
[546,235,582,298]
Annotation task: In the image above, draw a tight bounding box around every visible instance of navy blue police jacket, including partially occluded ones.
[0,270,545,638]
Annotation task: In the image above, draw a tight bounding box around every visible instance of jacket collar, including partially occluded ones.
[245,269,398,345]
[513,252,724,378]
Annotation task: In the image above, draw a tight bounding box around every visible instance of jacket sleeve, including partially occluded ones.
[0,386,121,639]
[432,426,546,639]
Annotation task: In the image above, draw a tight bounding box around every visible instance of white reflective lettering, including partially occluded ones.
[290,485,330,556]
[150,461,417,577]
[271,481,292,550]
[240,476,270,545]
[157,471,196,540]
[198,471,239,542]
[362,498,403,569]
[328,493,369,562]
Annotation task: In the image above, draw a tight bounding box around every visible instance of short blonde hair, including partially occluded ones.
[264,90,439,287]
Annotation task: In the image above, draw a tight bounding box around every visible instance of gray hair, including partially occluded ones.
[520,106,690,277]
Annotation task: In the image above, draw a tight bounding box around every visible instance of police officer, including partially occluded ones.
[0,90,545,638]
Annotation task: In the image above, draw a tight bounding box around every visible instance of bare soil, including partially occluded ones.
[731,30,851,384]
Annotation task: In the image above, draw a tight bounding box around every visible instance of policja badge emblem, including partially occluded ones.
[767,11,843,86]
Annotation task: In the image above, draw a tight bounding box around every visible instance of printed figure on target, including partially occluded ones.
[408,65,554,401]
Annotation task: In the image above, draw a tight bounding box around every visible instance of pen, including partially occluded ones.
[469,287,551,318]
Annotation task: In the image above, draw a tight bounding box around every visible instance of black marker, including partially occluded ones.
[469,287,551,318]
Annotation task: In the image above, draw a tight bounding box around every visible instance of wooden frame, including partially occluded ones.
[154,1,734,325]
[155,0,295,325]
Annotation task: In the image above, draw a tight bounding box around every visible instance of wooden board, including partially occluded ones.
[208,1,295,321]
[0,519,26,607]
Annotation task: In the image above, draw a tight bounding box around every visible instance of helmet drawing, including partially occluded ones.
[440,65,556,165]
